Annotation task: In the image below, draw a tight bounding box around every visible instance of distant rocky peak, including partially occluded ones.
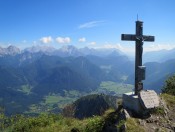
[107,50,120,57]
[24,45,56,53]
[0,45,20,56]
[7,45,20,53]
[58,45,82,56]
[60,45,77,52]
[79,47,97,55]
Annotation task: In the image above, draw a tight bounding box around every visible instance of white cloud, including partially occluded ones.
[78,37,86,42]
[89,42,96,45]
[56,37,71,44]
[78,21,105,29]
[40,36,53,44]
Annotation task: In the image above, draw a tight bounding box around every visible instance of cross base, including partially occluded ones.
[122,90,160,116]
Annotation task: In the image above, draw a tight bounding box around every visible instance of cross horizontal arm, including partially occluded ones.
[121,34,155,42]
[121,34,136,41]
[142,35,155,42]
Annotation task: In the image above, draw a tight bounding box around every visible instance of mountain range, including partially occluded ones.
[0,45,124,57]
[0,45,20,56]
[0,45,132,115]
[143,48,175,63]
[0,45,175,115]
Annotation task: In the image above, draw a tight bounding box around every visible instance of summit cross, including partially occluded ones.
[121,21,155,95]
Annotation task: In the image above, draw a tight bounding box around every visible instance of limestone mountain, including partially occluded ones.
[63,94,118,119]
[143,48,175,63]
[23,46,56,54]
[21,55,104,95]
[1,45,175,116]
[79,47,123,57]
[0,66,26,89]
[0,45,20,56]
[53,45,83,57]
[0,54,107,115]
[127,58,175,92]
[86,54,134,82]
[144,59,175,92]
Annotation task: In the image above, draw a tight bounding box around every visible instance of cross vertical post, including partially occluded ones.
[135,21,143,95]
[121,20,155,95]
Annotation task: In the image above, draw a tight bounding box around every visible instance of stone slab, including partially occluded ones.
[123,92,144,114]
[138,90,159,109]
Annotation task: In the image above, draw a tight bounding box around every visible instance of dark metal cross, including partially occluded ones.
[121,21,155,95]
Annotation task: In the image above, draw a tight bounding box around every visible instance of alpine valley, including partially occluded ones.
[0,45,175,115]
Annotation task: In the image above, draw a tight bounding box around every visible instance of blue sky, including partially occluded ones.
[0,0,175,54]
